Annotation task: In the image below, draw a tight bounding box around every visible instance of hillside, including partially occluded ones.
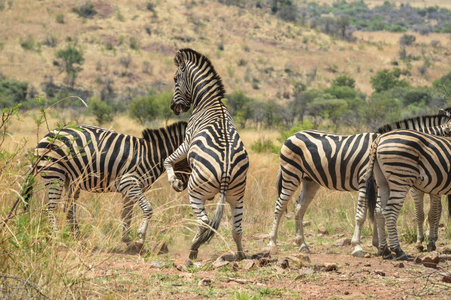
[0,0,450,105]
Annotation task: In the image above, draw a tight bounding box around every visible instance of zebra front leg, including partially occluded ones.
[189,195,209,260]
[46,179,65,235]
[294,180,320,253]
[121,195,133,245]
[375,187,392,258]
[384,193,409,261]
[230,197,245,260]
[120,179,153,250]
[411,189,425,252]
[427,195,442,252]
[164,143,188,192]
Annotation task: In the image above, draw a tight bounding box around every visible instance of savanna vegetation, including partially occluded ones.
[1,0,451,298]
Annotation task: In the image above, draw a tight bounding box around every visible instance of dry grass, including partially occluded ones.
[1,110,450,298]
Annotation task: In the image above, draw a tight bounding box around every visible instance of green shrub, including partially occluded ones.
[89,99,113,125]
[20,35,35,50]
[250,137,279,154]
[129,96,158,125]
[278,120,315,143]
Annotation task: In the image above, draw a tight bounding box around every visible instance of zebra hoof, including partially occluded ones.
[171,179,184,192]
[427,243,436,252]
[236,251,246,261]
[134,241,145,251]
[394,250,408,261]
[415,243,424,252]
[379,246,393,259]
[299,244,311,253]
[189,250,198,260]
[352,248,364,258]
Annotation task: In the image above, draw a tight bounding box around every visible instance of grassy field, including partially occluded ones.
[1,110,450,299]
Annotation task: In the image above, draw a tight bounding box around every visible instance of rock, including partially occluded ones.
[299,267,315,276]
[232,262,239,271]
[334,238,352,246]
[275,266,286,274]
[150,260,166,268]
[364,253,371,258]
[414,255,423,264]
[174,257,192,271]
[253,233,269,240]
[213,258,229,269]
[258,257,271,267]
[422,252,440,269]
[439,223,445,228]
[302,220,311,226]
[393,262,405,268]
[324,263,337,271]
[198,279,212,287]
[318,227,329,235]
[375,270,385,276]
[218,253,236,262]
[293,253,311,262]
[242,259,256,271]
[363,263,371,267]
[441,275,451,283]
[251,250,271,260]
[277,258,289,269]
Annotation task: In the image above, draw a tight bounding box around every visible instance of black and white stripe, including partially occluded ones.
[268,113,451,256]
[164,48,249,260]
[30,122,189,248]
[366,127,451,260]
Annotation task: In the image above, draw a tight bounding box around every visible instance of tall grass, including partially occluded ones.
[0,109,448,298]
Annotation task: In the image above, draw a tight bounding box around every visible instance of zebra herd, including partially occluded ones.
[24,48,450,261]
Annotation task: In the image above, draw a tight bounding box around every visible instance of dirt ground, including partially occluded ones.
[79,232,451,299]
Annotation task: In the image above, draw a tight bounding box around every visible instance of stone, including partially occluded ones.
[299,267,315,276]
[150,260,166,268]
[302,220,311,226]
[414,255,423,264]
[213,258,229,269]
[242,259,256,271]
[293,253,311,262]
[258,257,271,267]
[375,270,385,276]
[318,227,329,235]
[364,253,371,258]
[277,258,289,269]
[422,252,440,269]
[324,263,337,271]
[198,279,212,287]
[441,275,451,283]
[174,257,192,271]
[393,262,405,268]
[334,238,352,246]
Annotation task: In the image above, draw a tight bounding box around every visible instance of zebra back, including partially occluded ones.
[377,114,451,134]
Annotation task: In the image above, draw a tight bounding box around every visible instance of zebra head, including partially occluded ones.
[171,50,193,115]
[171,48,225,115]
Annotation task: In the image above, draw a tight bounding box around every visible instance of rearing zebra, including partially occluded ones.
[366,128,451,260]
[164,48,249,260]
[268,112,451,256]
[25,122,190,248]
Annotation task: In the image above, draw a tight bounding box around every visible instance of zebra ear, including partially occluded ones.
[174,51,186,69]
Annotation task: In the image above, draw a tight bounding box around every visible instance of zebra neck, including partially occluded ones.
[192,94,224,112]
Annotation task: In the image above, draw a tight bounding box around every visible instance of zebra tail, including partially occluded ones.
[276,167,282,197]
[366,172,377,223]
[198,192,226,245]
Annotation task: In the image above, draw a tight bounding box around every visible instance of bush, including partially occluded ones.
[90,99,113,125]
[0,78,28,108]
[20,35,35,51]
[129,96,158,125]
[370,68,409,93]
[250,137,279,154]
[399,34,416,46]
[73,2,97,18]
[332,74,355,89]
[56,45,84,87]
[278,120,315,143]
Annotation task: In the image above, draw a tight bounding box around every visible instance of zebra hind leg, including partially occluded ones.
[45,178,66,235]
[411,189,425,252]
[65,185,81,238]
[427,195,442,252]
[188,195,211,260]
[294,180,320,253]
[121,195,133,245]
[230,196,245,260]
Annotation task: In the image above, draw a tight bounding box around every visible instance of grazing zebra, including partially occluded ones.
[164,48,249,260]
[366,128,451,260]
[26,122,190,248]
[268,113,451,256]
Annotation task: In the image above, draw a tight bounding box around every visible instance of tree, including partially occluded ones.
[332,74,355,88]
[337,16,350,39]
[399,34,416,46]
[370,68,409,93]
[129,96,158,125]
[364,92,401,131]
[226,91,254,128]
[154,92,175,125]
[56,45,84,87]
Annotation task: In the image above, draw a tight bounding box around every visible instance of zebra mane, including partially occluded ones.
[174,48,226,98]
[142,121,187,144]
[377,113,451,134]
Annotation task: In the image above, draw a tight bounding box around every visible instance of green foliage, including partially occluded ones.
[324,85,357,99]
[56,45,85,87]
[250,137,279,154]
[370,68,409,93]
[129,96,158,125]
[332,74,355,88]
[56,14,65,24]
[20,34,36,51]
[308,96,348,128]
[278,120,314,143]
[432,72,451,96]
[399,34,416,46]
[72,2,97,18]
[364,92,401,130]
[226,91,255,128]
[0,78,28,108]
[89,99,113,125]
